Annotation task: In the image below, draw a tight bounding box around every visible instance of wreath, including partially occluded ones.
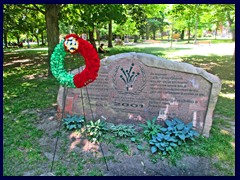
[50,34,100,88]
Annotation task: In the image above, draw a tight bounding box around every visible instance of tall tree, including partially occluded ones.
[3,4,27,47]
[126,5,148,40]
[45,4,60,76]
[60,4,126,48]
[170,4,197,43]
[22,4,60,76]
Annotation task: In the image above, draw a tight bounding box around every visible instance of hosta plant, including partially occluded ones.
[140,117,162,140]
[109,124,136,138]
[63,114,85,131]
[86,119,108,143]
[149,118,199,155]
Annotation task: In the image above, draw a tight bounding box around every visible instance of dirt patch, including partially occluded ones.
[28,107,231,176]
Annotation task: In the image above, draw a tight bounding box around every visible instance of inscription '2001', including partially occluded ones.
[113,102,144,108]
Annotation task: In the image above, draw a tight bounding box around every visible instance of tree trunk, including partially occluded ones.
[34,34,39,45]
[153,31,156,40]
[96,29,100,46]
[194,4,199,45]
[26,34,30,48]
[188,27,190,43]
[41,31,44,45]
[89,30,96,50]
[133,35,138,43]
[16,35,20,45]
[146,26,150,40]
[227,12,235,41]
[108,20,113,48]
[232,48,235,61]
[232,29,235,41]
[160,28,164,40]
[181,30,184,40]
[45,4,59,76]
[4,31,8,48]
[215,27,217,40]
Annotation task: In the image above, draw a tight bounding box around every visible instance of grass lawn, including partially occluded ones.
[3,41,235,176]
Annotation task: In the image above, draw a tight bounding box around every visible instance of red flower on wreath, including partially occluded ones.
[63,34,100,88]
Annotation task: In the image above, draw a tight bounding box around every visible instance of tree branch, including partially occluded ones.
[32,4,45,14]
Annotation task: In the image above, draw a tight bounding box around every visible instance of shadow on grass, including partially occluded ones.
[181,55,235,119]
[3,48,235,176]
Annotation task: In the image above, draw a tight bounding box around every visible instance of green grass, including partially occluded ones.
[87,168,103,176]
[3,41,235,176]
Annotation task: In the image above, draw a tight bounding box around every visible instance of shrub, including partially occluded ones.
[149,118,199,155]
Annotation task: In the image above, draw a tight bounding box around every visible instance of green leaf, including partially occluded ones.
[69,124,76,130]
[137,145,144,150]
[157,137,162,142]
[160,127,167,132]
[164,134,170,141]
[168,137,178,142]
[130,137,136,142]
[170,142,177,147]
[155,143,161,149]
[193,130,200,137]
[188,131,193,136]
[157,133,164,138]
[186,122,193,129]
[165,120,173,127]
[176,123,184,130]
[147,120,151,127]
[160,142,167,147]
[178,134,186,140]
[151,146,157,154]
[149,140,155,145]
[173,118,183,124]
[167,126,173,131]
[178,140,183,145]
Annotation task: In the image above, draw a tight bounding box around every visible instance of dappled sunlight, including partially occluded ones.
[4,59,32,67]
[21,82,38,88]
[23,73,46,80]
[220,129,231,135]
[219,92,235,100]
[222,80,235,88]
[68,131,99,152]
[15,47,48,52]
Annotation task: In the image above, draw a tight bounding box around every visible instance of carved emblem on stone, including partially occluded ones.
[113,62,146,95]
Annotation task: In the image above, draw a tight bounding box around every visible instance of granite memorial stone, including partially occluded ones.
[57,53,221,137]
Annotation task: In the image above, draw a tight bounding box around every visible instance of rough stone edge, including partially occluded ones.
[101,52,222,137]
[57,52,222,137]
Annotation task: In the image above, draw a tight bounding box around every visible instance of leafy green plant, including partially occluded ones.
[149,118,199,156]
[140,117,162,140]
[86,119,108,143]
[62,114,85,130]
[109,124,136,138]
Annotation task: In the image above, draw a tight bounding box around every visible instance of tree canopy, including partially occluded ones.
[3,4,235,75]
